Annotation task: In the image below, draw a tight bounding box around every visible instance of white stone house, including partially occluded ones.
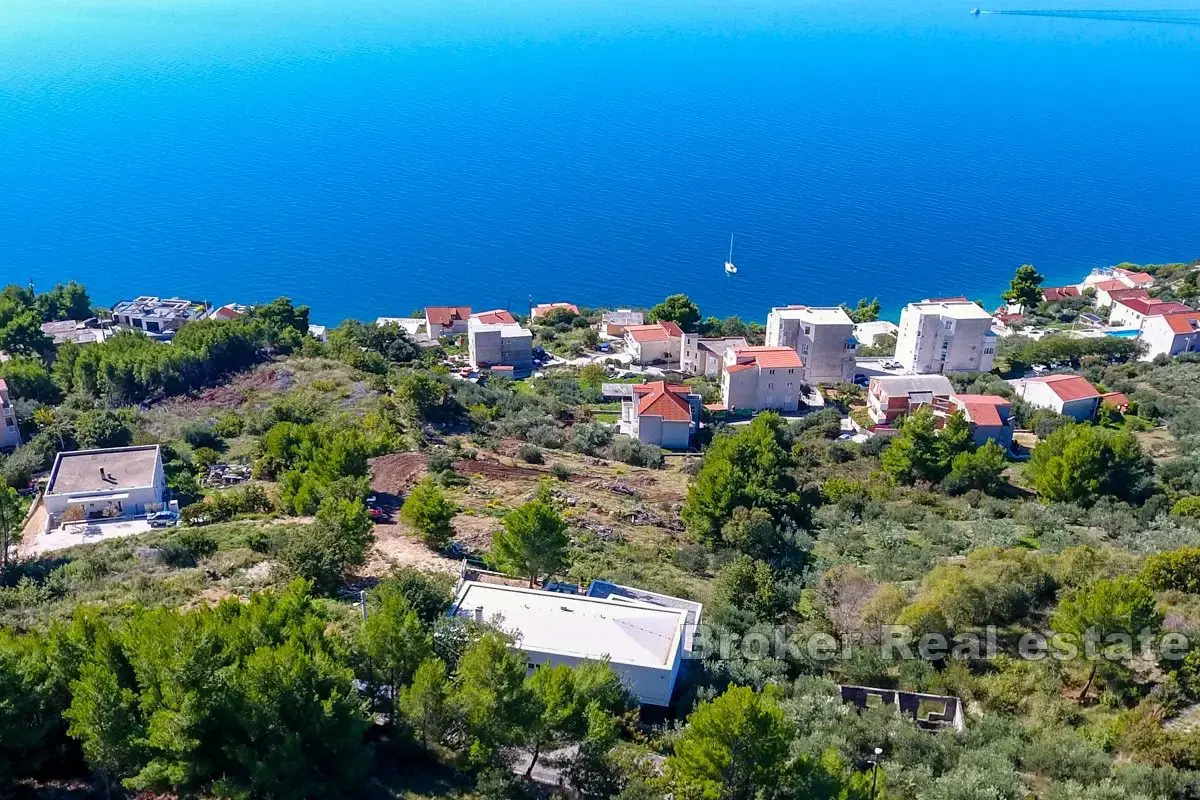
[720,346,805,412]
[1139,311,1200,361]
[43,445,168,523]
[425,306,472,338]
[619,382,701,450]
[623,322,684,366]
[895,298,996,374]
[680,335,747,378]
[1010,375,1101,422]
[765,305,858,385]
[1108,297,1192,330]
[0,379,21,451]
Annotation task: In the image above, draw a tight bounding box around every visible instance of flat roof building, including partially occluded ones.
[110,297,204,337]
[44,445,167,522]
[895,298,996,374]
[450,580,689,706]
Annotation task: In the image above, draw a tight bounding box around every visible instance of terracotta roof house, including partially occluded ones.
[1011,374,1102,422]
[623,322,684,366]
[866,374,955,426]
[1109,297,1192,330]
[680,336,748,378]
[530,302,579,320]
[425,306,472,338]
[619,382,701,449]
[1042,286,1081,303]
[720,346,805,412]
[1140,310,1200,361]
[1099,391,1131,411]
[949,393,1014,449]
[1113,267,1155,288]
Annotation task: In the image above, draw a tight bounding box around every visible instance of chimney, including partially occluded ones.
[99,467,106,480]
[474,606,484,623]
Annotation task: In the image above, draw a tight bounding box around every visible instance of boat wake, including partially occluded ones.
[979,8,1200,25]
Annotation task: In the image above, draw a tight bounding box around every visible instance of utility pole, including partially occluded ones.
[359,589,368,622]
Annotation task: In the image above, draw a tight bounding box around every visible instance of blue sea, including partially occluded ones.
[3,0,1200,324]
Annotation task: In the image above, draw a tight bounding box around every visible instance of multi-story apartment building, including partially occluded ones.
[0,379,21,451]
[765,305,857,385]
[895,298,997,374]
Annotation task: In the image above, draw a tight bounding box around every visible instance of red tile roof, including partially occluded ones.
[733,346,804,369]
[1115,268,1154,285]
[1042,286,1081,302]
[633,382,693,422]
[1115,297,1191,317]
[725,363,755,374]
[953,394,1010,427]
[1163,311,1200,334]
[1094,279,1127,293]
[530,303,579,318]
[625,322,682,343]
[1035,375,1101,402]
[1099,391,1130,409]
[426,306,471,326]
[473,309,518,325]
[1107,288,1150,304]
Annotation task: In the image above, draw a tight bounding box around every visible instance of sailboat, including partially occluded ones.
[724,234,738,275]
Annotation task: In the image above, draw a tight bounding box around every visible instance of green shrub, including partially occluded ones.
[1143,547,1200,593]
[549,463,572,481]
[516,444,543,464]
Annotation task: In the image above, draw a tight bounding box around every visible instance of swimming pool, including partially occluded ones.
[1105,329,1141,338]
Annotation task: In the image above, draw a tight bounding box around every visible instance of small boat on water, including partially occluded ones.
[970,7,982,15]
[724,234,738,275]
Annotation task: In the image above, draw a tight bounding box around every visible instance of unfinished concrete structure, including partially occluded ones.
[838,685,966,733]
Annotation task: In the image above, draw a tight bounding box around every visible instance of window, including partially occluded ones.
[768,382,775,389]
[984,346,995,355]
[801,345,809,354]
[769,369,775,375]
[803,325,811,335]
[786,382,793,389]
[788,369,794,374]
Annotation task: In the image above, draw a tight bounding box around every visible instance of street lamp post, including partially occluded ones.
[870,746,883,800]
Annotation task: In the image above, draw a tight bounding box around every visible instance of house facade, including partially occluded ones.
[623,322,684,366]
[43,445,168,523]
[1140,311,1200,361]
[425,306,472,338]
[866,375,955,426]
[1108,297,1193,330]
[619,382,701,449]
[0,379,21,451]
[1011,375,1101,421]
[720,346,805,412]
[1093,282,1146,310]
[765,305,857,385]
[853,320,899,346]
[680,335,747,377]
[895,298,996,374]
[467,312,533,376]
[110,296,203,336]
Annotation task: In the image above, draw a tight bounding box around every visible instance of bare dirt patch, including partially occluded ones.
[370,453,428,494]
[366,521,460,577]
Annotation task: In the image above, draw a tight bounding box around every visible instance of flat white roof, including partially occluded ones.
[908,299,993,320]
[770,305,854,325]
[452,581,686,669]
[46,446,161,496]
[469,318,532,338]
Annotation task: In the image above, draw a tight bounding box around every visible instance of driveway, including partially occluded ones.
[30,519,156,556]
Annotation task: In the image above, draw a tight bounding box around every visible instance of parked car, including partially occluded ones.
[147,510,178,528]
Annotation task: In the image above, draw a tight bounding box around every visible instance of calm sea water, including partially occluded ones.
[3,0,1200,323]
